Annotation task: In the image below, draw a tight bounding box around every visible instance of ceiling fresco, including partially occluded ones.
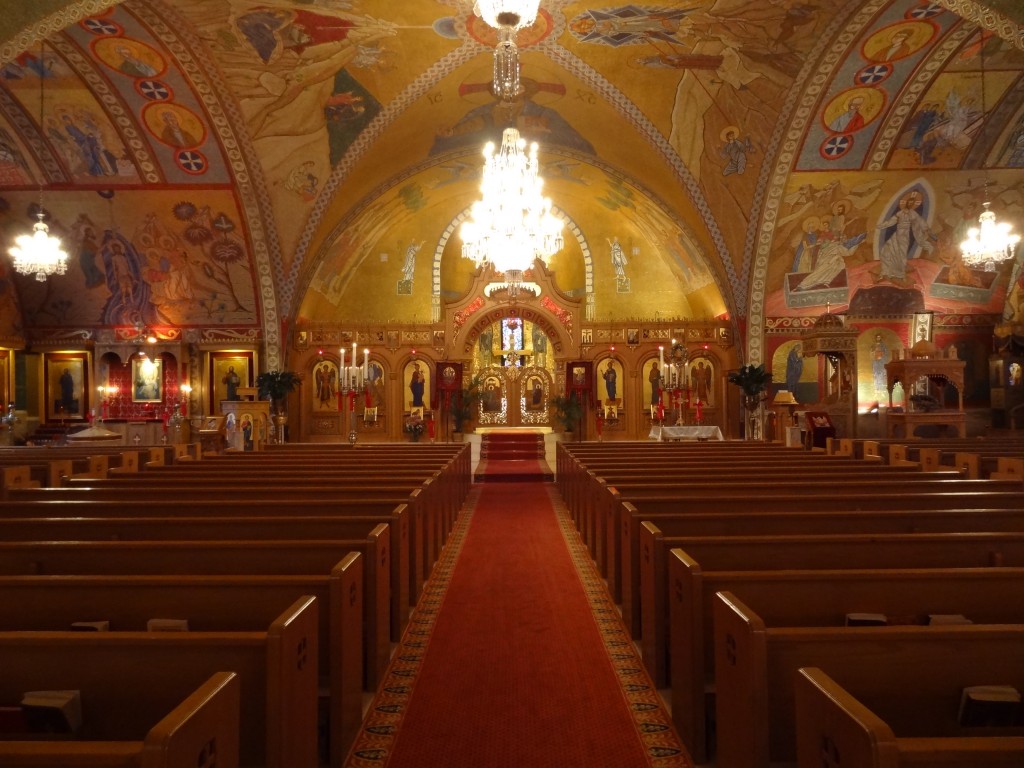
[0,0,1023,365]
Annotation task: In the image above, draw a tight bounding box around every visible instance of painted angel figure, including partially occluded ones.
[608,236,628,279]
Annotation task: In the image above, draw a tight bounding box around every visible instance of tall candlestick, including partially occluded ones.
[363,348,369,377]
[339,347,345,375]
[659,345,664,371]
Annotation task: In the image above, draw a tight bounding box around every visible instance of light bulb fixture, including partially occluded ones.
[460,127,563,297]
[8,38,68,282]
[960,201,1020,271]
[960,30,1019,271]
[473,0,540,30]
[474,1,540,101]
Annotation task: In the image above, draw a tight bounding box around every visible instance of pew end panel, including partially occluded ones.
[328,552,364,766]
[266,595,320,768]
[796,667,1024,768]
[996,457,1024,479]
[605,489,624,603]
[668,547,710,764]
[639,521,669,688]
[619,499,644,638]
[364,523,391,691]
[713,591,770,768]
[953,452,980,479]
[1,466,40,495]
[139,671,241,768]
[795,667,900,768]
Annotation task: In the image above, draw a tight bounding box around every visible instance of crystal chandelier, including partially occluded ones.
[474,1,540,101]
[960,202,1020,271]
[473,0,540,30]
[8,39,68,282]
[10,209,69,281]
[959,31,1019,272]
[461,127,563,296]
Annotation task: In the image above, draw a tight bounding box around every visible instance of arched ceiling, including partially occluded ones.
[1,0,1023,366]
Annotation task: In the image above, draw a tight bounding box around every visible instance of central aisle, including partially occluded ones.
[345,482,688,768]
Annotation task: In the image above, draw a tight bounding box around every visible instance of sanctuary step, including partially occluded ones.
[475,432,553,483]
[479,433,545,461]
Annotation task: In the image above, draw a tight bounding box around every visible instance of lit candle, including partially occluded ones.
[659,345,664,371]
[363,348,369,378]
[339,346,345,375]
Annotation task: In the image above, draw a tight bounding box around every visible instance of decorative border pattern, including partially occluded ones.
[937,0,1024,50]
[547,485,689,766]
[140,1,282,366]
[746,0,888,365]
[0,0,120,67]
[344,487,481,767]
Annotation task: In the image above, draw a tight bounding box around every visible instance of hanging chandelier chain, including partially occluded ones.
[7,35,69,282]
[959,28,1020,272]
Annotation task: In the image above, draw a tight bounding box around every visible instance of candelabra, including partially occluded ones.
[659,340,692,426]
[339,342,368,445]
[168,383,192,434]
[96,385,118,423]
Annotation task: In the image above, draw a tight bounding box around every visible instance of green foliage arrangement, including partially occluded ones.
[255,370,302,411]
[727,363,772,397]
[550,391,583,433]
[451,374,484,433]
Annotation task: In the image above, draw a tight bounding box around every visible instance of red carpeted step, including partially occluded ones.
[477,432,548,481]
[479,432,545,463]
[474,459,554,483]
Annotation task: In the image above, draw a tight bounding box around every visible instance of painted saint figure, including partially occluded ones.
[871,334,890,400]
[608,236,628,279]
[785,345,803,393]
[59,368,76,414]
[720,128,754,175]
[828,96,866,133]
[602,362,618,401]
[401,240,423,284]
[876,191,934,283]
[649,362,662,405]
[409,362,425,408]
[222,366,241,401]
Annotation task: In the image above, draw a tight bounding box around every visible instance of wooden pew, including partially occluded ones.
[668,555,1024,762]
[0,596,319,768]
[0,556,362,765]
[0,507,410,642]
[612,486,1024,637]
[63,471,458,557]
[0,536,390,692]
[643,518,1024,692]
[713,591,1024,768]
[0,494,425,607]
[7,485,436,604]
[577,467,966,567]
[795,667,1024,768]
[0,672,240,768]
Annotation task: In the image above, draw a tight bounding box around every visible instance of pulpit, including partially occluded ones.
[884,342,966,438]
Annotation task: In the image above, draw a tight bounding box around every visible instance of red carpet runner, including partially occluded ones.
[345,483,688,767]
